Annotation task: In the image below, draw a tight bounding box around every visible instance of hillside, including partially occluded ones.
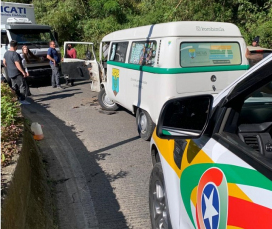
[8,0,272,49]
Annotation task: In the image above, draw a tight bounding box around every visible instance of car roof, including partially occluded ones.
[213,53,272,107]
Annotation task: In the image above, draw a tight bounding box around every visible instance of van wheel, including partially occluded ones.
[98,88,119,111]
[149,163,172,229]
[136,108,154,141]
[2,67,11,87]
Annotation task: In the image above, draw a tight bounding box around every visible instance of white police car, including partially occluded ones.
[149,54,272,229]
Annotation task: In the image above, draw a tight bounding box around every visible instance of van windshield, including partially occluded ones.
[180,42,241,67]
[9,29,57,49]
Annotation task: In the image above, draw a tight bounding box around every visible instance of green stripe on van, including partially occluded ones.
[107,61,250,74]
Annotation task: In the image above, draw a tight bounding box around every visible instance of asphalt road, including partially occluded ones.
[22,80,152,229]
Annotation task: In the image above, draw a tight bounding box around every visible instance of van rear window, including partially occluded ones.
[180,42,241,67]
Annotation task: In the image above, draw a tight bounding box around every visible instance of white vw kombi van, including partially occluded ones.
[98,21,250,140]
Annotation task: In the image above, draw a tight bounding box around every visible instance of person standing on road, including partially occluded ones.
[21,45,39,96]
[47,41,62,89]
[65,43,77,86]
[3,40,30,105]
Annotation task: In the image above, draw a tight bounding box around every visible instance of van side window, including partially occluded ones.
[1,32,8,45]
[180,42,241,67]
[129,41,157,66]
[109,42,128,63]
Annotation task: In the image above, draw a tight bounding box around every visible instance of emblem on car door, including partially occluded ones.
[196,167,228,229]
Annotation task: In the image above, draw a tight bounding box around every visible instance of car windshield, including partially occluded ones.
[9,29,57,49]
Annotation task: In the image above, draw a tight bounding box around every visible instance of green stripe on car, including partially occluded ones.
[180,163,272,228]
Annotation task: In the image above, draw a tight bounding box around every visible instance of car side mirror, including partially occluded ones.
[156,94,214,139]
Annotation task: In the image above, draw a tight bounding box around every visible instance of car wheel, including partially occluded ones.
[2,67,11,87]
[136,108,154,141]
[98,88,119,111]
[149,163,172,229]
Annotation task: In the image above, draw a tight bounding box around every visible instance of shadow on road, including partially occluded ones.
[29,78,91,88]
[35,92,83,102]
[22,100,133,229]
[92,136,140,155]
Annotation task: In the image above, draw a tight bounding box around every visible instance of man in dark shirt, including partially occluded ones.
[47,41,62,88]
[3,40,30,104]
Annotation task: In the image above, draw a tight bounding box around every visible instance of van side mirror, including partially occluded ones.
[156,94,213,139]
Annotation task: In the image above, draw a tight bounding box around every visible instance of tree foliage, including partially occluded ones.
[1,82,21,127]
[6,0,272,48]
[1,83,23,167]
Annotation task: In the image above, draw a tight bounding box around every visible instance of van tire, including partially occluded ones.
[149,163,172,229]
[98,88,119,111]
[2,67,11,87]
[136,108,155,141]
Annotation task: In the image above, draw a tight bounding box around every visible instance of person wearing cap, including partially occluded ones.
[252,36,260,47]
[245,36,263,63]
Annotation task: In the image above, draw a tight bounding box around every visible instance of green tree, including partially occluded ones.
[5,0,272,49]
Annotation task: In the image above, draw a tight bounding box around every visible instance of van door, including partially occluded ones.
[61,42,101,92]
[99,41,110,82]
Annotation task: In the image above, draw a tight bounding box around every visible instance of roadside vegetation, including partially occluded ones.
[1,82,23,167]
[11,0,272,49]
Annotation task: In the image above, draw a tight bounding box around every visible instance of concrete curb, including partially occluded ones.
[22,104,99,229]
[1,123,56,229]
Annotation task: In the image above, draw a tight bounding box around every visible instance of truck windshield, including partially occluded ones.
[9,29,57,49]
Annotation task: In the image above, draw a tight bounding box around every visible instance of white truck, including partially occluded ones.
[1,2,59,84]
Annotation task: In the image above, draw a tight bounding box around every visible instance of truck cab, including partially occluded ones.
[1,2,59,84]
